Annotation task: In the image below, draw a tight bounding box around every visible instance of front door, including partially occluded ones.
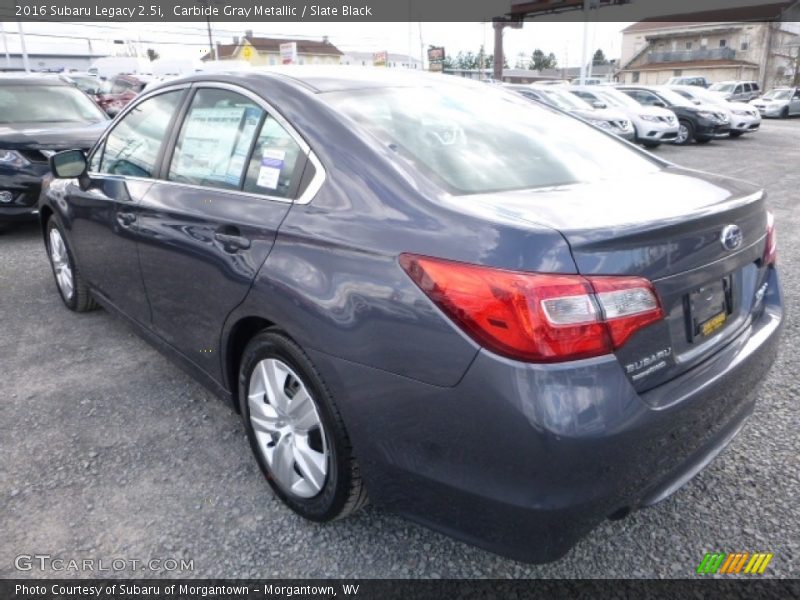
[66,88,187,324]
[134,86,309,379]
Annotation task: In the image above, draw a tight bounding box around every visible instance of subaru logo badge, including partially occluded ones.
[720,224,743,251]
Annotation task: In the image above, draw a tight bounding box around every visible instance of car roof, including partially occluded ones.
[0,73,70,86]
[164,66,472,94]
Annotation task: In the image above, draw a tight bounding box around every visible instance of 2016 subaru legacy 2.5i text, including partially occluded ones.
[40,68,782,563]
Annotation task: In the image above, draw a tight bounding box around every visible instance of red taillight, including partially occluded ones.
[764,210,777,265]
[400,254,663,363]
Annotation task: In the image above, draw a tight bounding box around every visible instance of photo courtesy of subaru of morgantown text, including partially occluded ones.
[38,67,782,562]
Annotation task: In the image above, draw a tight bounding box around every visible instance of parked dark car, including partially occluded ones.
[0,75,109,225]
[95,74,152,116]
[40,69,782,563]
[618,85,731,145]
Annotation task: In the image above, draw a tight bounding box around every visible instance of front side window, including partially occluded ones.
[326,84,660,195]
[99,90,184,177]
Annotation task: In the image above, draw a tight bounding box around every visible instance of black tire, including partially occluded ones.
[695,137,712,144]
[45,218,98,312]
[729,131,744,138]
[675,119,694,145]
[238,329,368,522]
[780,106,789,119]
[642,140,661,149]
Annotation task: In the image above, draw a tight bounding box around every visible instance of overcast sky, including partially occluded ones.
[0,21,628,69]
[0,0,786,68]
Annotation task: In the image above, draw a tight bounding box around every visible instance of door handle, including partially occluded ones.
[118,212,136,225]
[214,232,251,251]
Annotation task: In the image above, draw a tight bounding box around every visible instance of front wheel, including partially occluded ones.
[780,106,789,119]
[674,120,694,145]
[46,218,97,312]
[239,330,368,522]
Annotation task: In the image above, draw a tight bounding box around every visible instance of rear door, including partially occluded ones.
[791,89,800,115]
[134,84,312,378]
[66,87,187,324]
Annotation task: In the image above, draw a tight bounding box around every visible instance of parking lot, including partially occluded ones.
[1,118,799,579]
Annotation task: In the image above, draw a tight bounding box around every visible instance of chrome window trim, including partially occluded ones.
[89,80,326,206]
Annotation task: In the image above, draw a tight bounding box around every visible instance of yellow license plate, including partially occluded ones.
[700,311,727,337]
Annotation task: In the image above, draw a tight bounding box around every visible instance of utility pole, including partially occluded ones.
[579,0,591,84]
[17,21,30,73]
[1,22,10,69]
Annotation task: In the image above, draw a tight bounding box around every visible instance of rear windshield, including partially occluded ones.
[0,84,107,124]
[710,83,735,92]
[325,84,660,195]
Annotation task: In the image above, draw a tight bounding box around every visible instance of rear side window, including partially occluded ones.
[168,88,263,190]
[169,87,305,197]
[242,115,304,198]
[99,90,183,177]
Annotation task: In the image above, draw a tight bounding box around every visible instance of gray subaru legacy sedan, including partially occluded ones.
[40,68,782,563]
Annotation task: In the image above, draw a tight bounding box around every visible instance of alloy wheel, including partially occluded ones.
[247,358,329,498]
[676,124,690,144]
[49,228,74,300]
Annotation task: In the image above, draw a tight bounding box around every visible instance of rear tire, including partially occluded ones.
[46,218,98,312]
[239,329,368,522]
[674,120,694,145]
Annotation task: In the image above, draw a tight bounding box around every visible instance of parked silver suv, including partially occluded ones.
[708,80,761,102]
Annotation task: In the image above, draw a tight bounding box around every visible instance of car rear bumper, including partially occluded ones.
[308,267,783,563]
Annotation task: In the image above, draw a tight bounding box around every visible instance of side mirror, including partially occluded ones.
[50,149,87,178]
[50,150,90,190]
[693,100,702,105]
[592,100,607,109]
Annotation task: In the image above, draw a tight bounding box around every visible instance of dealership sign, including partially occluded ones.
[428,46,445,72]
[280,42,297,65]
[373,51,388,67]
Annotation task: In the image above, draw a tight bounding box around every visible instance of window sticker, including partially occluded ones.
[175,106,246,184]
[256,148,286,190]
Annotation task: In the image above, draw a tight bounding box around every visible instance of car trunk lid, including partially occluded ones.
[464,166,769,391]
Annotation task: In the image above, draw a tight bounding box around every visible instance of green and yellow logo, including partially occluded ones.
[697,552,774,575]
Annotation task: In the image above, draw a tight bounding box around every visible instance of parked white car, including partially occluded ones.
[668,84,761,137]
[750,88,800,118]
[570,85,679,148]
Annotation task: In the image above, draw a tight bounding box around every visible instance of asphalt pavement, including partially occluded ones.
[1,118,798,579]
